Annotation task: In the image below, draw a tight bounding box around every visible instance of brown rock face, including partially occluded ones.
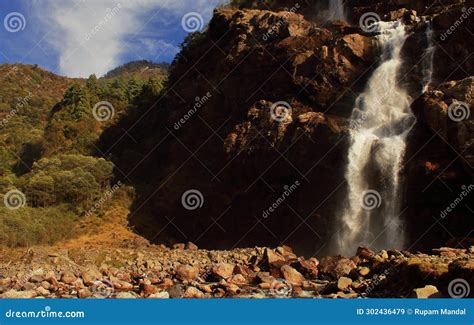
[175,265,199,281]
[101,0,474,255]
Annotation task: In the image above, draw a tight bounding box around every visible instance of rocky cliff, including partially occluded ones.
[101,0,474,256]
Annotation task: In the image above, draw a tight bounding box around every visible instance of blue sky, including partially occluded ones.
[0,0,223,77]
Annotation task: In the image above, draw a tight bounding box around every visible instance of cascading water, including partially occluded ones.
[422,23,435,92]
[329,0,346,21]
[336,21,417,256]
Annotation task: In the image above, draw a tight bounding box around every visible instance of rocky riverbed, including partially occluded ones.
[1,242,472,299]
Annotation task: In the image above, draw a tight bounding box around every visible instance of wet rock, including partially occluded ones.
[358,267,371,277]
[256,272,275,284]
[280,265,304,286]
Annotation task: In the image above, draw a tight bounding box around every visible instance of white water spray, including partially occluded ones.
[336,21,417,256]
[422,23,435,92]
[329,0,346,21]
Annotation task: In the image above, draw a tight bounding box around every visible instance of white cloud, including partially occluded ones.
[31,0,220,77]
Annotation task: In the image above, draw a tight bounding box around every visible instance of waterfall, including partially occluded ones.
[329,0,346,21]
[336,21,417,256]
[422,23,435,92]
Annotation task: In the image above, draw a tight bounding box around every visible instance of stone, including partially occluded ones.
[337,277,353,290]
[29,274,44,283]
[211,263,235,279]
[319,256,357,279]
[265,248,286,268]
[280,265,304,286]
[78,289,92,298]
[141,283,158,296]
[357,247,375,259]
[358,267,370,276]
[110,277,134,291]
[0,278,11,286]
[115,292,136,299]
[158,278,174,289]
[176,265,199,281]
[61,271,76,285]
[36,286,50,296]
[186,242,198,250]
[413,285,441,298]
[173,243,185,250]
[149,291,170,298]
[1,290,37,298]
[229,274,247,285]
[183,286,204,298]
[167,285,184,298]
[256,272,275,284]
[81,268,102,286]
[294,258,319,279]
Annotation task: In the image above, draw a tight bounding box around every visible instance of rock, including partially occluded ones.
[149,291,170,298]
[81,268,102,286]
[319,256,357,279]
[60,271,76,285]
[110,277,134,291]
[294,258,319,279]
[185,242,198,250]
[0,278,11,286]
[337,277,353,290]
[115,292,136,299]
[256,272,275,284]
[183,286,204,298]
[158,278,174,289]
[413,285,442,298]
[175,265,199,281]
[211,263,235,279]
[229,274,247,285]
[173,243,185,250]
[1,290,37,298]
[167,284,184,298]
[78,289,92,298]
[29,274,44,283]
[280,265,304,286]
[357,247,375,259]
[45,271,58,285]
[36,286,50,296]
[265,248,286,268]
[358,267,371,276]
[141,284,158,296]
